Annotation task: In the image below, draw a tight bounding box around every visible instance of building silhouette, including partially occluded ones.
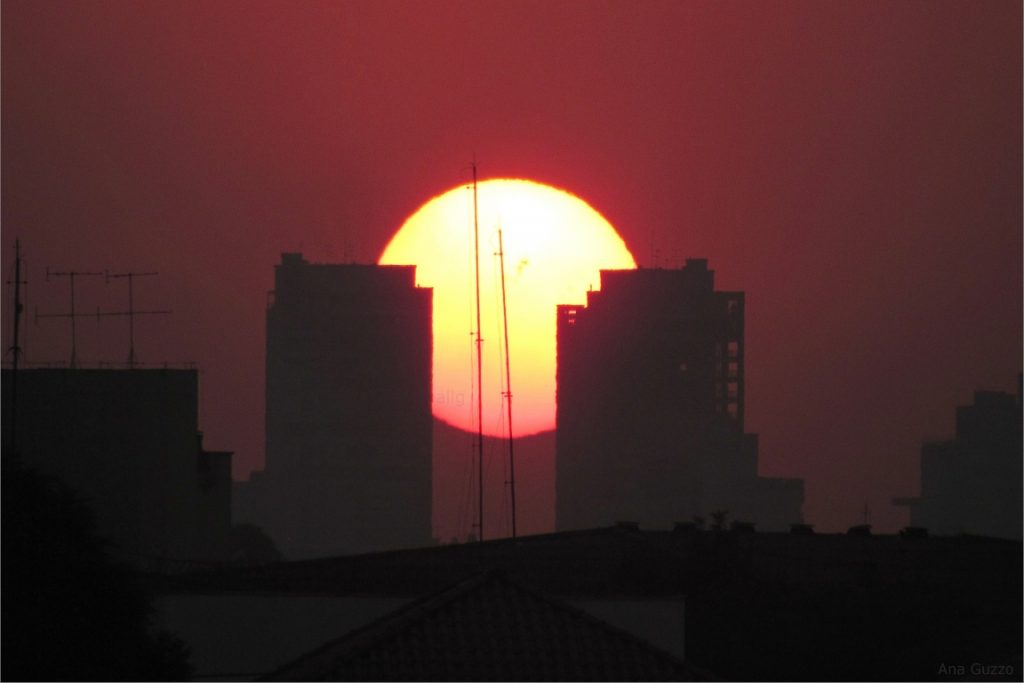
[153,525,1021,681]
[236,253,433,558]
[895,376,1022,539]
[556,259,802,531]
[2,368,232,566]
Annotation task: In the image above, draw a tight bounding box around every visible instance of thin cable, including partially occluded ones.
[497,228,517,538]
[471,163,485,542]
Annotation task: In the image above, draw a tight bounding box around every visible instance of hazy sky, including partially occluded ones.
[3,0,1020,534]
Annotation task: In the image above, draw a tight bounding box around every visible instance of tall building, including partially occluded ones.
[556,259,802,531]
[895,377,1022,538]
[240,253,432,558]
[2,368,232,566]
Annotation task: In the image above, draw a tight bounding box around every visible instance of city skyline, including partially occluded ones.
[3,1,1021,535]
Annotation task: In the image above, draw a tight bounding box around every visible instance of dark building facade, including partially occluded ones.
[2,368,232,565]
[238,253,432,559]
[155,526,1022,682]
[556,260,802,531]
[895,378,1022,539]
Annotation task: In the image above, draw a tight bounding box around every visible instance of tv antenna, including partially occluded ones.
[6,239,28,456]
[36,268,104,368]
[496,228,517,538]
[100,271,170,369]
[6,239,27,370]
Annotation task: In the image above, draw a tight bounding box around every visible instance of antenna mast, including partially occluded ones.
[496,229,517,538]
[472,161,485,542]
[37,268,104,368]
[8,240,25,371]
[101,271,169,368]
[7,239,27,457]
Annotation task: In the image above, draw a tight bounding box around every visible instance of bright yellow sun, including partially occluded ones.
[380,178,636,436]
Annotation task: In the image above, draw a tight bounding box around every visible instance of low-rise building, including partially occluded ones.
[2,367,232,566]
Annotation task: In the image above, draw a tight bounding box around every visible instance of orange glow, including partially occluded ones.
[380,179,636,436]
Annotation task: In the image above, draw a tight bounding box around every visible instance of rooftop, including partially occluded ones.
[259,570,707,681]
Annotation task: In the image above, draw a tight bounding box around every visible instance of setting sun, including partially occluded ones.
[380,178,636,436]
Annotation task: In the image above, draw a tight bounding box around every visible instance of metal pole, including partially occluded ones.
[497,229,517,538]
[128,274,135,369]
[8,240,24,457]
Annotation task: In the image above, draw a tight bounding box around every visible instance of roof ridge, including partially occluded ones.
[259,569,709,681]
[494,570,695,670]
[256,569,488,680]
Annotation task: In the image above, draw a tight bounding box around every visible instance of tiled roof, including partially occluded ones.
[259,570,708,681]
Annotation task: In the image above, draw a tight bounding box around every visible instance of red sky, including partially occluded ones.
[3,1,1020,535]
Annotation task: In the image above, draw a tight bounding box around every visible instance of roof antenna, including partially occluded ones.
[6,239,27,457]
[100,271,170,368]
[496,228,517,538]
[37,267,104,368]
[6,239,26,370]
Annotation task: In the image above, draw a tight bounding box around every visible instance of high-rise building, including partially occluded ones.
[556,259,802,531]
[241,253,433,558]
[895,377,1022,538]
[2,368,232,566]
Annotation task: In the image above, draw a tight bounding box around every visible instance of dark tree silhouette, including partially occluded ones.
[2,459,191,681]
